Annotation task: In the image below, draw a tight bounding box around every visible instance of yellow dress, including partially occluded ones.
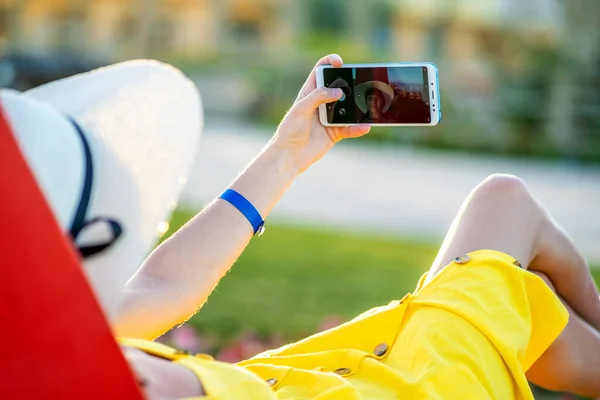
[120,250,569,399]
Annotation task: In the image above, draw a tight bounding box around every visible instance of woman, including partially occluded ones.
[355,80,394,123]
[5,54,600,399]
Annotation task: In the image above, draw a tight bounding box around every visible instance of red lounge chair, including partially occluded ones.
[0,108,144,400]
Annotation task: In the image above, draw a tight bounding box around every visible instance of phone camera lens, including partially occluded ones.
[338,108,346,116]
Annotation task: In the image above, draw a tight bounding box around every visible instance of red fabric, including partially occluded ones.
[0,107,144,399]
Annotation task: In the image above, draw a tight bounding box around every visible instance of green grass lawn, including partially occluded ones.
[163,209,600,344]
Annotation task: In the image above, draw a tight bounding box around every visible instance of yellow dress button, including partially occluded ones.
[454,255,470,264]
[266,378,277,386]
[374,343,389,357]
[334,367,351,375]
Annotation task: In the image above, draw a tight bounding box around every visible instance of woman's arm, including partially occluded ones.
[114,54,370,339]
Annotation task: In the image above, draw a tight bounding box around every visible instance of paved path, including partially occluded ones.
[181,118,600,264]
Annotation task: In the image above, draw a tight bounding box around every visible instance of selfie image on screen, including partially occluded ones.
[324,67,431,124]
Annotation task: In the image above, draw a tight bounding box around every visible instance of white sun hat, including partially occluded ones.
[354,80,394,114]
[0,60,203,321]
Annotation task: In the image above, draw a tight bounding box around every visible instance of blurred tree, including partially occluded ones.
[346,0,371,50]
[212,0,230,53]
[281,0,306,39]
[547,0,600,161]
[134,0,157,58]
[5,0,26,51]
[0,5,8,51]
[59,0,87,52]
[501,41,560,157]
[306,0,347,35]
[369,1,394,56]
[483,0,567,158]
[226,0,271,55]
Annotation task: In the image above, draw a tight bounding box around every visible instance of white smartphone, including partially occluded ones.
[316,62,441,127]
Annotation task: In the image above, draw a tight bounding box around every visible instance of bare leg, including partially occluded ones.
[525,272,600,396]
[426,174,600,396]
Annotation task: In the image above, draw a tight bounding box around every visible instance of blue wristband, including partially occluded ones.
[219,189,265,236]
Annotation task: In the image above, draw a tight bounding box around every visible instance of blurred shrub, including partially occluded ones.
[243,32,374,126]
[299,33,373,64]
[245,65,305,125]
[158,314,346,363]
[167,38,600,164]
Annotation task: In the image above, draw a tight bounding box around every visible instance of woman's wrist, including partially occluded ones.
[226,141,302,221]
[260,139,304,180]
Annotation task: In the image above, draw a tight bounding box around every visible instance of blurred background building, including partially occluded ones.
[1,0,599,162]
[2,3,599,398]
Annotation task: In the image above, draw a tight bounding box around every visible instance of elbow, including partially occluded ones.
[112,280,203,340]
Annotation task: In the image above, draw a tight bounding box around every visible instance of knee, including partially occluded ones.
[471,174,531,204]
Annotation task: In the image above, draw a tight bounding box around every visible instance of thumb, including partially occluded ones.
[294,87,343,117]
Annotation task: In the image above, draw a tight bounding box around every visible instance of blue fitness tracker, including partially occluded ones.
[219,189,265,236]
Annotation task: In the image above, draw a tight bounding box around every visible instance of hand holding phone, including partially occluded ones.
[270,54,371,174]
[316,62,441,127]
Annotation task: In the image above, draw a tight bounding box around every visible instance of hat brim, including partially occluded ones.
[354,81,394,114]
[1,89,86,231]
[23,60,203,319]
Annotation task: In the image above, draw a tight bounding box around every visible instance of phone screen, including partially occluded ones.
[323,66,431,124]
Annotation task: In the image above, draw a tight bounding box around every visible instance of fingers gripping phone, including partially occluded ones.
[316,62,441,126]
